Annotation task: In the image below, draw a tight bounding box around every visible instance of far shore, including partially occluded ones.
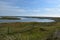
[0,16,20,20]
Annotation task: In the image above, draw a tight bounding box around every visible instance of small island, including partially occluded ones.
[0,16,20,20]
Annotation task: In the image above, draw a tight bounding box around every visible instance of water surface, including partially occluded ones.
[0,17,55,23]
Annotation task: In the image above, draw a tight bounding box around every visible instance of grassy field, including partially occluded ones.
[0,22,60,40]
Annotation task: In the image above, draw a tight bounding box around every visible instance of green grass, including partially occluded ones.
[0,22,60,40]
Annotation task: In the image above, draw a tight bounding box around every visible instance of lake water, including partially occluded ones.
[0,17,55,23]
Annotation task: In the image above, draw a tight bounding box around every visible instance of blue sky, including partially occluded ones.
[0,0,60,17]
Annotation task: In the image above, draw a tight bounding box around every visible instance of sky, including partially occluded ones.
[0,0,60,17]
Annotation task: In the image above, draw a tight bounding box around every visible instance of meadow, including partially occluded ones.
[0,22,60,40]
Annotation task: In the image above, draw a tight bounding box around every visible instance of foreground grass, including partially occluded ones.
[0,22,60,40]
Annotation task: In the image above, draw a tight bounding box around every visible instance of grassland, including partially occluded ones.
[0,22,60,40]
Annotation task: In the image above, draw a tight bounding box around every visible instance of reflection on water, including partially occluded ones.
[0,17,55,23]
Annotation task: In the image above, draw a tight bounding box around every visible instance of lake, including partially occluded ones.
[0,17,55,23]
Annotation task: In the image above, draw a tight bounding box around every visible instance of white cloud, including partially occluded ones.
[0,0,60,17]
[0,1,41,16]
[41,8,60,17]
[0,1,26,16]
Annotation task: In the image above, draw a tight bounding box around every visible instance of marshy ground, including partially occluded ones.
[0,22,60,40]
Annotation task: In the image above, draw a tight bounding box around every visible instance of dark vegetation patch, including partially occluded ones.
[0,16,20,20]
